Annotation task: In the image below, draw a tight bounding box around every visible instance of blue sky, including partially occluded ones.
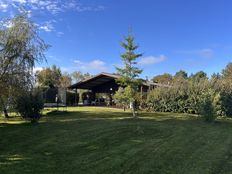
[1,0,232,79]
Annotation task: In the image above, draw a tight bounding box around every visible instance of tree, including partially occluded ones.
[210,73,221,92]
[0,14,48,117]
[71,71,91,83]
[174,70,188,79]
[190,71,207,82]
[36,65,61,88]
[114,34,143,117]
[152,73,173,84]
[222,62,232,78]
[199,89,216,122]
[59,72,72,88]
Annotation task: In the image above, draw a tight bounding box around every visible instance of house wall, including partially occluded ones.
[91,80,119,94]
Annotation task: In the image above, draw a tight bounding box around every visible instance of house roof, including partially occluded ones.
[69,72,119,89]
[69,72,169,89]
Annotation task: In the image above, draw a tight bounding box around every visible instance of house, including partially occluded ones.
[69,72,167,105]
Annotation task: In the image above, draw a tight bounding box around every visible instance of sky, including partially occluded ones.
[0,0,232,79]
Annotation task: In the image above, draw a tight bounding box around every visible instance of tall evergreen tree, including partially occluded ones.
[114,34,143,117]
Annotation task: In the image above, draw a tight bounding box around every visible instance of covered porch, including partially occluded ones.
[69,72,162,106]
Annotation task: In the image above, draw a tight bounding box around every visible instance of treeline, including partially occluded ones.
[35,65,92,88]
[146,63,232,120]
[35,65,92,105]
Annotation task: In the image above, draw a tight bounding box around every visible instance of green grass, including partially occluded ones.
[1,107,232,174]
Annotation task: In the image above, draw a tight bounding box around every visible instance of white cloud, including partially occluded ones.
[33,66,43,73]
[176,48,214,58]
[0,0,105,36]
[2,20,13,28]
[74,59,107,72]
[12,0,27,3]
[75,5,105,12]
[57,31,64,37]
[0,2,8,12]
[139,55,167,65]
[1,0,105,14]
[48,55,61,62]
[39,20,54,32]
[198,49,214,58]
[74,60,82,64]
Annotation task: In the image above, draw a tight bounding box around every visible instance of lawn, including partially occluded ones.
[1,107,232,174]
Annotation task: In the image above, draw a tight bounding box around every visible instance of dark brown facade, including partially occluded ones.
[69,72,166,105]
[69,72,153,93]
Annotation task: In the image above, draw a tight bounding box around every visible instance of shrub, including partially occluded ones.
[136,93,148,110]
[211,78,232,117]
[113,87,129,108]
[199,90,216,122]
[147,79,211,115]
[15,91,44,123]
[220,91,232,117]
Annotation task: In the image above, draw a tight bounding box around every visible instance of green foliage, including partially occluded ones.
[174,70,188,80]
[114,86,139,107]
[36,65,62,88]
[113,87,129,106]
[71,71,92,83]
[199,90,216,122]
[59,72,72,88]
[147,79,211,114]
[15,91,44,123]
[116,34,143,88]
[152,73,173,84]
[219,90,232,117]
[36,66,73,89]
[135,92,148,110]
[147,64,232,118]
[190,71,208,82]
[114,33,143,117]
[222,62,232,78]
[211,75,232,117]
[0,14,48,117]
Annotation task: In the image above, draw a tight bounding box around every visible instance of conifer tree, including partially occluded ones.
[114,34,143,117]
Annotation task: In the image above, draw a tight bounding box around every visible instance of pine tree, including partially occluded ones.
[114,34,143,117]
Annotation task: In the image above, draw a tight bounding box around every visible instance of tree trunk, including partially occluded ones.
[0,97,9,118]
[131,101,136,118]
[3,107,9,118]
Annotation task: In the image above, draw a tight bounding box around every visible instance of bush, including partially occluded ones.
[15,91,44,123]
[220,91,232,117]
[147,79,213,115]
[199,90,216,122]
[211,78,232,117]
